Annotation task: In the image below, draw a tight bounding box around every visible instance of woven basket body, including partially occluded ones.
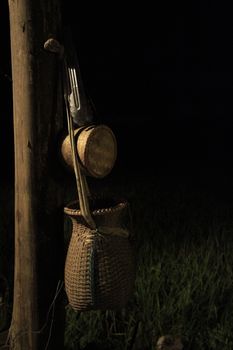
[64,198,135,311]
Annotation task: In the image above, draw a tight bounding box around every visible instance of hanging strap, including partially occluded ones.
[62,52,96,230]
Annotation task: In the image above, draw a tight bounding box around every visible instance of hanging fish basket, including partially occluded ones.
[64,196,135,311]
[61,33,135,311]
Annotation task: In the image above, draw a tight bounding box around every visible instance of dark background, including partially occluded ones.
[62,1,233,176]
[1,0,233,343]
[1,1,233,179]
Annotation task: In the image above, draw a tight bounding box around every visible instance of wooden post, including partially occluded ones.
[8,0,65,349]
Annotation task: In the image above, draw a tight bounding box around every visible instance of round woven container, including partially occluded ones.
[61,124,117,178]
[64,197,135,311]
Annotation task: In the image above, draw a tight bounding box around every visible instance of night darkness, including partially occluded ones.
[63,2,233,181]
[1,1,233,348]
[1,2,233,181]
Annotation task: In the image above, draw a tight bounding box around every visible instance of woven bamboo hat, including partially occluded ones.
[61,124,117,178]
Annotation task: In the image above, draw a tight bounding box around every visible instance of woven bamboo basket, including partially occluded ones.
[64,197,135,311]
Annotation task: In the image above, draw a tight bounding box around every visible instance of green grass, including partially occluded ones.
[64,170,233,350]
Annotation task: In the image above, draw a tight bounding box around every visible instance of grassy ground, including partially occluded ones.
[2,165,233,349]
[64,166,233,350]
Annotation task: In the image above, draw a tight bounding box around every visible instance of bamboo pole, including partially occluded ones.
[8,1,64,349]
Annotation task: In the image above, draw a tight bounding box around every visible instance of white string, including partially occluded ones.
[7,280,64,349]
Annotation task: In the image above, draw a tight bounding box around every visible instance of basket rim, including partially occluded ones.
[64,197,128,216]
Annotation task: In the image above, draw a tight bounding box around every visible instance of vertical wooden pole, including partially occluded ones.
[8,0,65,349]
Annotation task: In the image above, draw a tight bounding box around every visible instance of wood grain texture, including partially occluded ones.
[8,0,65,349]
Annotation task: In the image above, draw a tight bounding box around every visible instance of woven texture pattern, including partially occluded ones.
[64,199,135,311]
